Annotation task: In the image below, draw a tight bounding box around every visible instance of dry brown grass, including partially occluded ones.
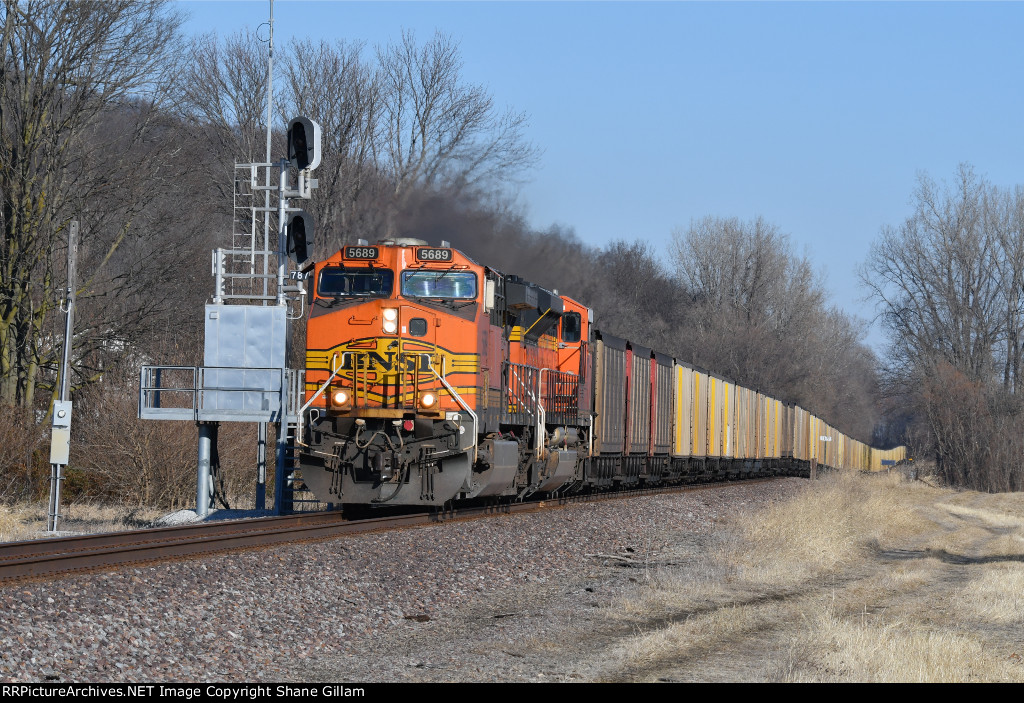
[0,504,42,543]
[0,501,165,543]
[953,566,1024,625]
[729,471,933,584]
[601,470,1024,682]
[775,601,1014,683]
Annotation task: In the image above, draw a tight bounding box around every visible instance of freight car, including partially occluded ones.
[297,238,905,507]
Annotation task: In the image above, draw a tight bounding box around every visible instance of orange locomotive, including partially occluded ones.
[299,238,593,506]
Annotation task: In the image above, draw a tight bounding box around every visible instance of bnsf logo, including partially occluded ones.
[308,339,478,388]
[338,351,434,375]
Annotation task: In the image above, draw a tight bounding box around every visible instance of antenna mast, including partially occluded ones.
[263,0,274,297]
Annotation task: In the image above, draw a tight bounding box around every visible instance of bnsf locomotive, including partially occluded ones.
[298,238,905,507]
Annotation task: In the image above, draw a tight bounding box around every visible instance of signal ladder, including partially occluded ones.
[222,163,276,303]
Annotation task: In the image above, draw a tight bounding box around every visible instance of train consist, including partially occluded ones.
[298,239,906,507]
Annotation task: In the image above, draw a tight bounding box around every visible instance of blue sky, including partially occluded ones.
[179,1,1024,349]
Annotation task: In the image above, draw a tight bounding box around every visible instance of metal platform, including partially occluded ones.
[138,365,304,423]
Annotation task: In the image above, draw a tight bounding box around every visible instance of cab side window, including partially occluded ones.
[562,312,581,343]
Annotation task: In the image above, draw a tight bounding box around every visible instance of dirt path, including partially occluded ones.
[286,478,1024,683]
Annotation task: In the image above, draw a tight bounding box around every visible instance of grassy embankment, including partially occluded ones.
[605,469,1024,682]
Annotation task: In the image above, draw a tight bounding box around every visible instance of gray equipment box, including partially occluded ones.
[202,304,287,419]
[49,400,72,465]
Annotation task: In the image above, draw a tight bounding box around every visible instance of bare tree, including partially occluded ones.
[989,186,1024,392]
[177,29,273,201]
[377,30,539,234]
[671,216,795,321]
[0,0,183,407]
[179,29,540,252]
[669,215,878,439]
[862,164,1024,490]
[280,38,386,250]
[863,165,1004,381]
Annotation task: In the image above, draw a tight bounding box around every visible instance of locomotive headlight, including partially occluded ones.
[419,392,437,408]
[331,389,350,407]
[382,308,398,333]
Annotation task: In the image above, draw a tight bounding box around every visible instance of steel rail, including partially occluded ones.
[0,511,419,582]
[0,476,787,584]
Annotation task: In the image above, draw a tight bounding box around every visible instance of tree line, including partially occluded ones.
[0,0,889,508]
[863,164,1024,491]
[431,206,883,444]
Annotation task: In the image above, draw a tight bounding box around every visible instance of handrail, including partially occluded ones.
[537,368,550,460]
[299,353,340,415]
[509,363,538,418]
[427,356,478,463]
[294,354,340,443]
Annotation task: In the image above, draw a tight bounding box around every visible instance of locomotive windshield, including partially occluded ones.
[401,270,477,300]
[318,266,394,298]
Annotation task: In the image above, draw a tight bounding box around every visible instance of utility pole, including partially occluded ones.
[47,220,78,532]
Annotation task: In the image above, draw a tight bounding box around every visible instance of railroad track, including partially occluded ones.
[0,477,783,584]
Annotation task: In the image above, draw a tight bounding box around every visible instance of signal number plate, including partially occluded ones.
[416,247,453,262]
[344,246,379,260]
